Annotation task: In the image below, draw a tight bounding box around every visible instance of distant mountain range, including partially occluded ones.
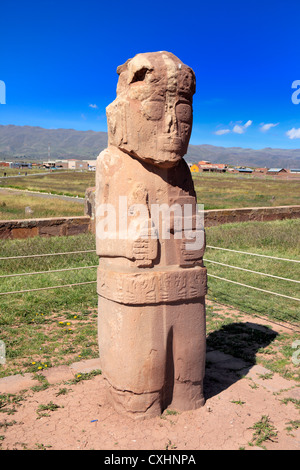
[0,124,300,169]
[0,125,107,160]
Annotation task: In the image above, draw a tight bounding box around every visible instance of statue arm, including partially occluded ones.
[96,211,158,266]
[96,229,158,266]
[96,156,158,265]
[96,237,133,258]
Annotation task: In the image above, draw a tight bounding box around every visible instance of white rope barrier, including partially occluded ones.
[0,250,96,261]
[204,258,300,284]
[0,265,98,279]
[1,274,298,301]
[206,245,300,263]
[0,271,298,304]
[207,274,300,302]
[1,245,299,263]
[0,248,298,307]
[0,280,97,296]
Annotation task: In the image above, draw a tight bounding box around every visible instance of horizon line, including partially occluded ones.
[1,123,300,152]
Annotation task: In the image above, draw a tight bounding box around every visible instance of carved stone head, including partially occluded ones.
[106,51,196,168]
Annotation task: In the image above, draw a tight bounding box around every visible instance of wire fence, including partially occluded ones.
[0,265,98,279]
[207,274,300,302]
[206,245,300,263]
[203,250,300,337]
[204,259,300,285]
[0,281,97,296]
[0,249,96,261]
[0,246,299,316]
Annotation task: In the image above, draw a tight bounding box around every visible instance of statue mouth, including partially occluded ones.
[158,136,183,151]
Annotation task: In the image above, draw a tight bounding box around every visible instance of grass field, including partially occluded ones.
[0,189,84,220]
[0,170,95,198]
[193,172,300,209]
[0,170,299,215]
[0,234,98,378]
[205,219,300,325]
[0,219,299,380]
[0,168,51,177]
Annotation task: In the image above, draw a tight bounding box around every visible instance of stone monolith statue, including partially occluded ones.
[96,51,207,419]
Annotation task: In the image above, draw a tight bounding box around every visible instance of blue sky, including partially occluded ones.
[1,0,300,149]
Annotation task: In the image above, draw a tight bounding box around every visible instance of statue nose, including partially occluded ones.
[165,105,178,135]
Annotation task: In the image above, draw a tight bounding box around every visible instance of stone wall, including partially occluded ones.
[0,216,91,240]
[84,186,300,230]
[0,189,299,240]
[204,205,300,227]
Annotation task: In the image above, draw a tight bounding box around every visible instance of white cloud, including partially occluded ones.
[214,120,252,136]
[232,124,244,134]
[233,120,253,134]
[214,129,230,135]
[260,122,279,132]
[81,113,87,120]
[286,127,300,139]
[89,104,98,109]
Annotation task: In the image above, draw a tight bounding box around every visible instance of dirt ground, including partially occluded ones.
[0,309,299,451]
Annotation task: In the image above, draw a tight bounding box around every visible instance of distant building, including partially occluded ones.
[198,162,227,173]
[67,159,78,170]
[10,162,32,169]
[74,161,89,170]
[290,169,300,173]
[267,168,287,175]
[65,160,88,170]
[83,160,97,171]
[43,161,57,168]
[234,167,253,173]
[42,159,93,170]
[55,161,68,169]
[253,167,268,174]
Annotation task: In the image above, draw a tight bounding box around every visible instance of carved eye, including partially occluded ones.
[142,100,164,120]
[131,67,148,83]
[176,103,192,123]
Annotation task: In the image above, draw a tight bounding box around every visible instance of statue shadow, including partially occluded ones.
[204,321,278,400]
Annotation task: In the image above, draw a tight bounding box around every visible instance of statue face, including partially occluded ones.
[106,51,196,168]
